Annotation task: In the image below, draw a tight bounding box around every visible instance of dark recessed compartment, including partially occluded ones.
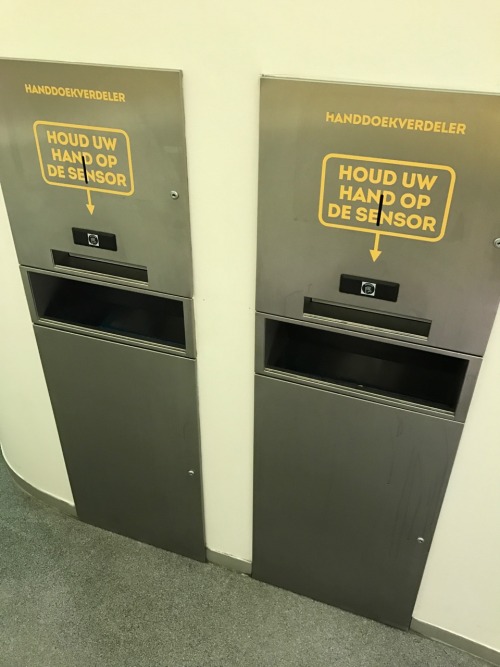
[29,272,185,349]
[265,319,467,412]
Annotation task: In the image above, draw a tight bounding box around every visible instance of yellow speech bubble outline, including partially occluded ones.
[33,120,134,196]
[318,153,455,242]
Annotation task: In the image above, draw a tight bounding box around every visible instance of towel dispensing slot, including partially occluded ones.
[304,298,431,338]
[29,271,185,349]
[265,319,467,412]
[52,250,148,283]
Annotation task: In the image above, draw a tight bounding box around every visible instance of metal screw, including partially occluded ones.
[417,537,425,544]
[170,190,179,200]
[188,470,195,476]
[493,238,500,249]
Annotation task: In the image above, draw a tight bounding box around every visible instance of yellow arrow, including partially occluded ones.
[369,232,382,262]
[86,189,95,215]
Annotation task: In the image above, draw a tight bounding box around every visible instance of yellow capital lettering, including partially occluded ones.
[338,164,352,180]
[356,207,368,222]
[406,214,423,229]
[417,173,438,190]
[47,164,65,178]
[422,216,436,231]
[417,194,431,209]
[400,193,417,209]
[339,185,352,200]
[384,191,396,205]
[393,212,406,227]
[328,203,341,218]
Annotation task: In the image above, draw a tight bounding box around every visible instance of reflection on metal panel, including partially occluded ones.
[0,58,193,297]
[256,77,500,356]
[253,77,500,629]
[253,375,462,629]
[35,325,205,561]
[0,59,204,560]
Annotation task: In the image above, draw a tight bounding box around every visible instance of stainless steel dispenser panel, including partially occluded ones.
[253,76,500,628]
[256,77,500,356]
[253,374,463,629]
[21,267,197,359]
[255,313,481,423]
[0,59,192,297]
[34,325,205,561]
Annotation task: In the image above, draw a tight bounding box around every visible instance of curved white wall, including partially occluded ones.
[0,188,73,502]
[1,0,499,653]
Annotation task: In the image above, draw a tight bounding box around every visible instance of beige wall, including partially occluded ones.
[1,0,499,651]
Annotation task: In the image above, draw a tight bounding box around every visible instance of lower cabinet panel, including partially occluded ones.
[252,374,462,629]
[34,325,205,561]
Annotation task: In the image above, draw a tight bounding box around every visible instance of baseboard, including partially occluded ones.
[1,448,76,517]
[206,548,252,574]
[411,618,500,666]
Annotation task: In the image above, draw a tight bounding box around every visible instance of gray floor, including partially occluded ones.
[0,458,489,667]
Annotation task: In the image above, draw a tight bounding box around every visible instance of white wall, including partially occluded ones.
[1,0,499,652]
[0,187,73,502]
[413,307,500,650]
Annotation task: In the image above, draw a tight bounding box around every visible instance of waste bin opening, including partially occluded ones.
[29,272,186,349]
[265,319,468,412]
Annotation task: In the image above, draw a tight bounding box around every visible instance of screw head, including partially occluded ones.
[417,537,425,544]
[170,190,179,200]
[188,470,195,476]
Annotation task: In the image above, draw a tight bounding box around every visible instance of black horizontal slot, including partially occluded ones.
[29,272,185,349]
[265,319,467,412]
[304,298,431,337]
[52,250,148,283]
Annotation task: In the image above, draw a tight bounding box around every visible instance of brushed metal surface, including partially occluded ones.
[0,58,193,297]
[252,374,462,629]
[256,77,500,356]
[255,313,481,423]
[21,267,197,359]
[34,325,205,561]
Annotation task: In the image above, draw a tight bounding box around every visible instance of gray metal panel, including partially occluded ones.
[0,58,193,297]
[34,324,205,561]
[256,77,500,356]
[21,266,197,359]
[252,374,463,629]
[255,313,481,423]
